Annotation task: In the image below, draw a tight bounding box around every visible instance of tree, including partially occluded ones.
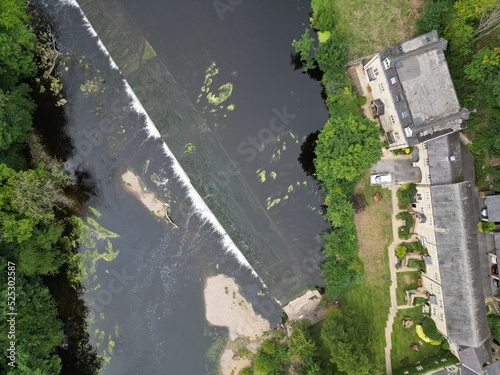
[0,0,36,89]
[416,0,453,35]
[396,184,417,209]
[292,29,316,72]
[314,115,382,184]
[0,84,35,151]
[288,320,317,364]
[0,272,63,374]
[322,258,357,298]
[321,309,372,375]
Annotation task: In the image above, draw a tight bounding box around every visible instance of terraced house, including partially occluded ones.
[357,31,500,374]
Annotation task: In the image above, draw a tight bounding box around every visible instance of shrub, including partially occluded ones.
[398,226,412,240]
[396,244,408,258]
[478,221,496,233]
[488,314,500,343]
[357,96,367,106]
[397,184,417,209]
[239,368,252,375]
[421,318,443,343]
[350,193,367,213]
[396,212,414,226]
[407,260,426,272]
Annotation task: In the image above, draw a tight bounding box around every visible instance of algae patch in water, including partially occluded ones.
[183,143,196,154]
[207,82,233,106]
[256,169,266,182]
[87,217,119,239]
[89,206,102,218]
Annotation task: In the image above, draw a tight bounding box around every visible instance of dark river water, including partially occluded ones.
[34,0,329,373]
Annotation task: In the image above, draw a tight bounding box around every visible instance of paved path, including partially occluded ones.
[384,185,400,375]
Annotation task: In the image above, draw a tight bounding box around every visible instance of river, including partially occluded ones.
[33,0,329,373]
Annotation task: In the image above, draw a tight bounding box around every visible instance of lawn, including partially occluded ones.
[391,307,441,369]
[345,171,394,370]
[319,0,427,58]
[396,272,420,306]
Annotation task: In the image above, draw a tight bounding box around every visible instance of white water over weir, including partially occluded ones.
[63,0,264,282]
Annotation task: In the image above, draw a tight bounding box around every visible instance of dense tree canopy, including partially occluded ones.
[314,115,382,184]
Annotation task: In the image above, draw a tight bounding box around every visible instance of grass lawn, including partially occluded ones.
[344,171,394,370]
[396,272,420,306]
[319,0,427,58]
[391,307,441,369]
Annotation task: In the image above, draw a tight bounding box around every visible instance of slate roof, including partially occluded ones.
[431,182,490,348]
[459,345,491,374]
[484,360,500,374]
[377,30,469,145]
[486,195,500,222]
[427,132,464,185]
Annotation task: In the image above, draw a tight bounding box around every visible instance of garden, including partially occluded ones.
[391,307,454,374]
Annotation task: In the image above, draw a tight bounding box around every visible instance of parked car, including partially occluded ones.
[492,264,498,275]
[493,279,500,288]
[370,173,392,185]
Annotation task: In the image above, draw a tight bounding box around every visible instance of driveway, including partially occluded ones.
[371,157,422,184]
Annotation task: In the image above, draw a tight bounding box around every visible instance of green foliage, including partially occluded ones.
[0,271,63,374]
[396,244,408,258]
[396,184,417,209]
[321,309,372,375]
[421,318,443,342]
[0,84,35,151]
[288,321,317,363]
[0,0,36,89]
[322,259,358,298]
[239,368,253,375]
[357,96,367,106]
[478,221,496,233]
[407,260,426,272]
[488,314,500,342]
[393,348,457,375]
[292,29,316,71]
[416,0,453,35]
[315,37,348,73]
[315,115,382,184]
[252,340,289,374]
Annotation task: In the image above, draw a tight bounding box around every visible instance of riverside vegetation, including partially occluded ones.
[0,1,99,373]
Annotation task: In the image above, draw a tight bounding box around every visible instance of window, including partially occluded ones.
[390,76,397,85]
[427,203,431,210]
[429,217,433,226]
[390,115,395,124]
[434,272,440,281]
[432,307,436,315]
[383,58,391,70]
[439,299,443,308]
[395,93,402,102]
[439,313,444,321]
[379,83,385,92]
[401,111,408,118]
[417,193,422,201]
[436,285,441,294]
[373,67,379,76]
[425,191,430,200]
[429,282,433,290]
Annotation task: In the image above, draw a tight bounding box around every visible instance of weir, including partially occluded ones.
[68,0,321,304]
